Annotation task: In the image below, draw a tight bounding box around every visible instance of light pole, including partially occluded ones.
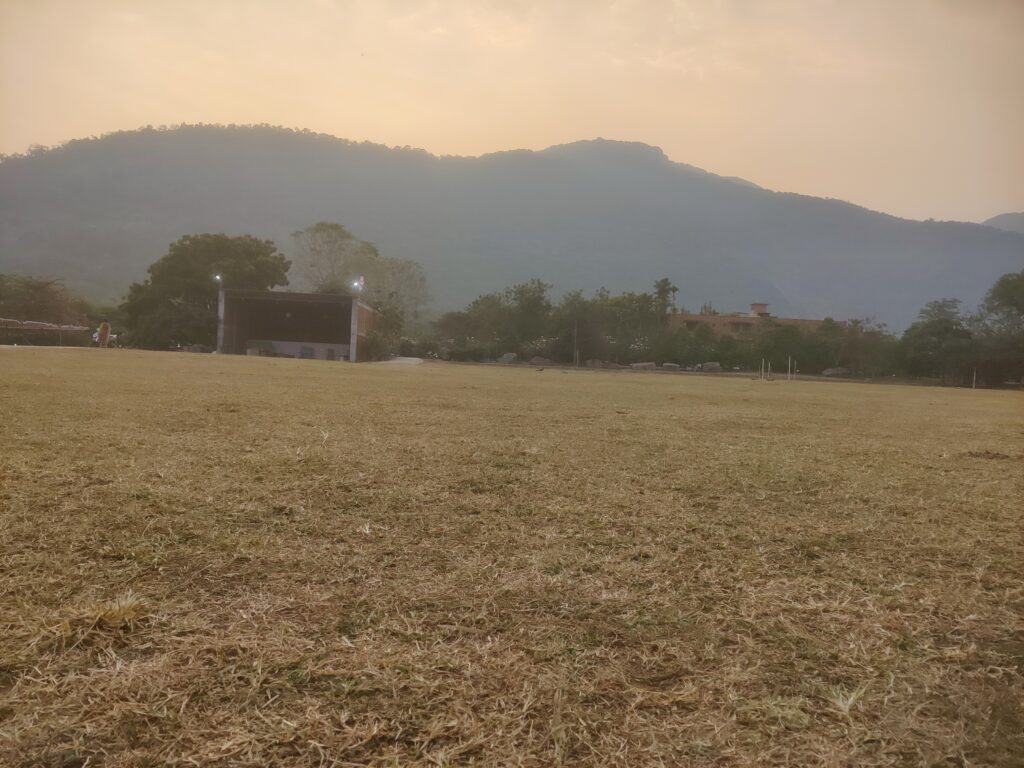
[214,274,224,353]
[349,276,364,361]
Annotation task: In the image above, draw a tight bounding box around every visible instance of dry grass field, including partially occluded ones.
[1,348,1022,767]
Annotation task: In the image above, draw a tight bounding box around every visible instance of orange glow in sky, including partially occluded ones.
[1,0,1021,221]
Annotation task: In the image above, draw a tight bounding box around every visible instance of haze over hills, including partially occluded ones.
[1,125,1021,329]
[984,212,1024,236]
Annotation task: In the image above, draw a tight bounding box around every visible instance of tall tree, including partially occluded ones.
[971,270,1024,384]
[900,299,975,383]
[291,222,428,319]
[121,234,289,349]
[503,279,552,345]
[653,277,679,315]
[982,270,1024,324]
[291,222,376,293]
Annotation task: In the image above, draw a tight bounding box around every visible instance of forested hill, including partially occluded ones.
[2,125,1022,328]
[984,212,1024,236]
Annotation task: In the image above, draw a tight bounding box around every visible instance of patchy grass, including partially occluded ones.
[1,348,1022,766]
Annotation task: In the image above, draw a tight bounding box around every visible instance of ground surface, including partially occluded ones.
[1,349,1022,767]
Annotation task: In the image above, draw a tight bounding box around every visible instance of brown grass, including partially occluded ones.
[1,348,1022,766]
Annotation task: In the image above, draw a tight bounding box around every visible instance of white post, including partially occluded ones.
[972,367,977,389]
[349,299,359,362]
[767,360,772,380]
[216,288,225,353]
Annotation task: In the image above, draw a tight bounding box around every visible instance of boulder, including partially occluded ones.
[585,358,604,368]
[631,362,657,371]
[702,361,722,372]
[661,362,680,371]
[497,352,518,364]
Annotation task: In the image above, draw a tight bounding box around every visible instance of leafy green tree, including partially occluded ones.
[0,274,101,345]
[121,234,289,349]
[841,319,898,377]
[755,324,803,372]
[292,222,376,292]
[434,293,508,360]
[915,298,964,325]
[360,303,405,360]
[653,277,679,315]
[604,291,660,361]
[551,289,616,363]
[984,270,1024,318]
[291,222,428,319]
[0,275,92,325]
[503,279,552,346]
[434,310,473,346]
[970,270,1024,384]
[900,299,975,383]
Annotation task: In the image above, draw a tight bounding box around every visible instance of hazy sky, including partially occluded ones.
[1,0,1022,221]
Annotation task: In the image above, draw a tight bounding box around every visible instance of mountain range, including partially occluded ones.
[1,125,1021,329]
[983,212,1024,236]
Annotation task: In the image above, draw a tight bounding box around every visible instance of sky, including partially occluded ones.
[1,0,1022,222]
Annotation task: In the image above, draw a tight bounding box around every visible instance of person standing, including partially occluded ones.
[97,319,112,348]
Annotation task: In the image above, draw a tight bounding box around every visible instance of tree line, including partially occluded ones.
[1,222,427,351]
[422,273,1023,386]
[3,222,1021,386]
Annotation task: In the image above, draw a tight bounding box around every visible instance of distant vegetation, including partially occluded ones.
[421,271,1024,386]
[291,222,428,319]
[0,274,113,345]
[0,274,96,326]
[3,222,1021,383]
[2,124,1022,328]
[984,212,1024,235]
[121,234,290,350]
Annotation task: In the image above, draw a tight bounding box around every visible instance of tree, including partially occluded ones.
[291,222,428,320]
[291,222,375,292]
[0,274,100,345]
[984,270,1024,318]
[653,278,679,315]
[970,270,1024,384]
[551,289,610,363]
[370,256,429,321]
[841,319,897,377]
[900,299,975,383]
[503,279,552,345]
[755,324,803,372]
[359,303,405,361]
[120,234,289,349]
[0,275,92,325]
[915,298,964,324]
